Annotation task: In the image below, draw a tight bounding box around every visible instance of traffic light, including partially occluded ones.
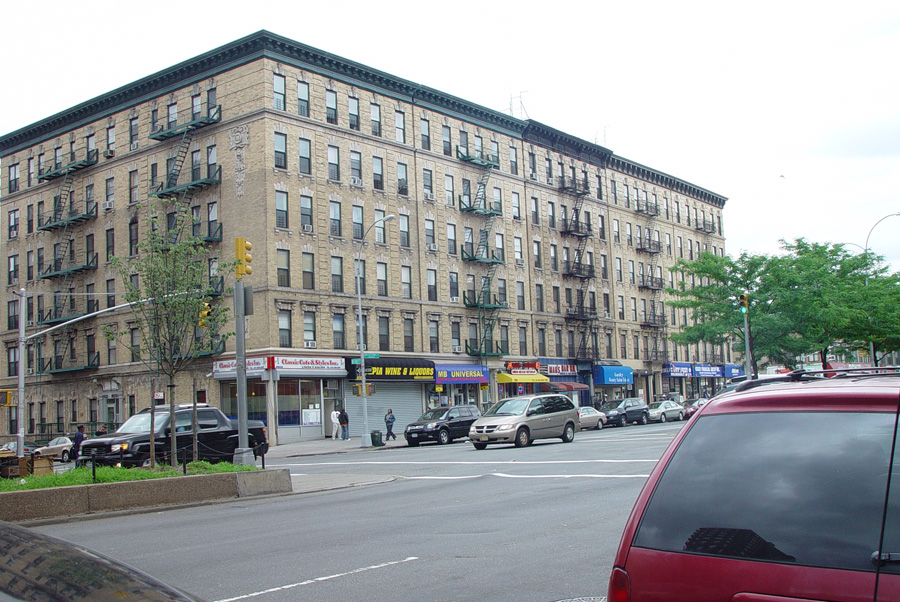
[198,302,211,327]
[738,293,749,314]
[235,237,252,279]
[0,390,12,407]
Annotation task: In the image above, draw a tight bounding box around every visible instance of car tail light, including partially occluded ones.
[608,567,630,602]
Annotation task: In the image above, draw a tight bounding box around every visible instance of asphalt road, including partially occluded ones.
[34,421,685,602]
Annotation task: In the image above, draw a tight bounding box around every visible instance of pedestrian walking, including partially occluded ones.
[339,408,350,440]
[384,409,397,440]
[95,424,107,437]
[72,425,85,461]
[330,407,341,440]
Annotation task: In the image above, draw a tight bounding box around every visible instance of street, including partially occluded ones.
[34,421,685,602]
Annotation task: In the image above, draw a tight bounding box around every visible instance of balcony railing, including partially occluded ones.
[559,218,593,238]
[152,165,221,199]
[37,199,98,232]
[149,104,222,141]
[636,200,660,216]
[696,219,716,234]
[39,299,99,326]
[641,313,667,328]
[562,261,595,279]
[636,239,662,254]
[40,253,98,280]
[557,175,590,196]
[455,146,500,169]
[39,351,100,375]
[639,275,665,290]
[38,148,99,182]
[565,305,598,321]
[463,291,508,310]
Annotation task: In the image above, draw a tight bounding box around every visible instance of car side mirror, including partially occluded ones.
[526,409,537,416]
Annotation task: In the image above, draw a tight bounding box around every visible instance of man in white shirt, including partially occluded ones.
[330,408,341,440]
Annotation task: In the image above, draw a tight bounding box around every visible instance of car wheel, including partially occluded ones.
[407,440,420,447]
[596,419,603,430]
[437,429,451,445]
[619,416,627,427]
[640,413,649,425]
[660,413,667,423]
[678,412,684,421]
[514,428,531,447]
[61,450,70,463]
[141,456,154,468]
[561,423,575,443]
[473,442,488,450]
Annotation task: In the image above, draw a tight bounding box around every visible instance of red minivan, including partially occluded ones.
[609,372,900,602]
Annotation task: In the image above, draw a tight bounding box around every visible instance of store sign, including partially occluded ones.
[545,364,577,376]
[273,356,344,371]
[506,361,539,371]
[434,364,489,384]
[213,357,268,374]
[693,363,723,378]
[352,359,436,381]
[663,362,693,378]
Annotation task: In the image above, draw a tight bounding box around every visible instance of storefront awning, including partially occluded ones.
[593,365,634,385]
[497,372,550,383]
[347,358,435,381]
[663,362,693,378]
[434,364,489,384]
[541,381,589,392]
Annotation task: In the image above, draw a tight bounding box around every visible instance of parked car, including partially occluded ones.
[682,397,709,419]
[33,436,75,462]
[0,519,204,601]
[469,393,578,449]
[647,400,684,423]
[79,404,268,467]
[405,405,481,446]
[577,406,606,430]
[597,397,650,427]
[608,369,900,601]
[0,441,38,456]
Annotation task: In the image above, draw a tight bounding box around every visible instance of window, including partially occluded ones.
[548,201,556,228]
[427,269,438,301]
[350,151,362,182]
[378,316,390,351]
[275,191,289,228]
[395,111,405,143]
[377,262,388,296]
[129,117,139,145]
[533,240,542,268]
[8,209,18,239]
[509,146,518,175]
[130,327,140,362]
[329,201,342,237]
[7,164,19,193]
[273,74,286,110]
[449,272,459,299]
[442,125,452,156]
[429,320,439,353]
[629,260,635,284]
[519,325,528,355]
[423,169,433,195]
[275,249,291,286]
[107,125,116,150]
[631,297,638,321]
[105,177,114,208]
[128,218,138,255]
[490,140,499,165]
[613,219,620,243]
[497,278,507,303]
[7,347,17,378]
[516,281,526,310]
[26,205,33,234]
[550,244,558,271]
[326,90,337,124]
[349,97,360,130]
[447,223,457,255]
[514,237,523,262]
[128,170,138,203]
[300,195,313,230]
[328,146,340,180]
[461,178,471,207]
[373,157,384,190]
[600,254,608,279]
[499,325,509,354]
[401,266,412,299]
[545,157,553,183]
[398,163,408,195]
[106,228,115,261]
[274,133,287,169]
[370,104,381,136]
[399,214,410,247]
[459,131,469,155]
[492,187,502,213]
[535,283,544,312]
[404,318,414,352]
[279,310,292,347]
[331,256,344,292]
[297,81,309,116]
[302,252,315,289]
[420,118,430,150]
[26,251,33,280]
[444,175,454,205]
[332,314,346,349]
[355,258,366,295]
[511,192,521,219]
[531,197,540,225]
[298,138,311,174]
[27,157,34,187]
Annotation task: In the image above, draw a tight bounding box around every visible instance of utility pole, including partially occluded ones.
[739,293,752,379]
[233,238,253,464]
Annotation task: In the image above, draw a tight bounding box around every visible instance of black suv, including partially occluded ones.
[404,405,481,446]
[598,397,649,427]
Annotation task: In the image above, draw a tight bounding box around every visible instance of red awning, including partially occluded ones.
[541,381,590,392]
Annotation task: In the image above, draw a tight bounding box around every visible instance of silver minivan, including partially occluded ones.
[468,393,579,449]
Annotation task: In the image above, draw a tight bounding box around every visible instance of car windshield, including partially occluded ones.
[484,398,531,416]
[599,401,624,411]
[116,412,170,434]
[649,402,663,410]
[418,408,449,421]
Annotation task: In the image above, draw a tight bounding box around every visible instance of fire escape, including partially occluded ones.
[458,146,506,358]
[636,195,667,365]
[560,173,598,360]
[694,211,719,363]
[148,101,224,355]
[36,145,100,374]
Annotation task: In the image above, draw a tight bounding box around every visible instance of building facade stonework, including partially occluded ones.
[0,31,728,446]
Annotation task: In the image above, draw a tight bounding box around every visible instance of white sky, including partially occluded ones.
[3,1,899,269]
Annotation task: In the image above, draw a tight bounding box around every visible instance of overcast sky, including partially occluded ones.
[3,1,898,269]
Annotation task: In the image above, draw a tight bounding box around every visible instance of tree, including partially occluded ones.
[105,198,230,467]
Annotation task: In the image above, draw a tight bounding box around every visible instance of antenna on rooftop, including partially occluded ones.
[509,92,529,119]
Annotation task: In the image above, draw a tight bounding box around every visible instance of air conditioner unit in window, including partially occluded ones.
[101,201,114,211]
[449,296,460,303]
[102,149,115,159]
[302,224,313,233]
[26,368,34,375]
[446,198,455,207]
[452,345,463,353]
[423,192,435,202]
[605,312,612,319]
[427,243,438,252]
[304,341,317,349]
[26,320,34,327]
[130,142,139,151]
[529,172,537,180]
[515,259,525,266]
[350,176,363,187]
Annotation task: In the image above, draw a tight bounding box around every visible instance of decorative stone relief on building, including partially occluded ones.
[228,125,250,199]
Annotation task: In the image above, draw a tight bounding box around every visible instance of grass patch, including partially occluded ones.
[0,461,258,492]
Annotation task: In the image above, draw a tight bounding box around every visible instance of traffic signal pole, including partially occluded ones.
[233,238,253,464]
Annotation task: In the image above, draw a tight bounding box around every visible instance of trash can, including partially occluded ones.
[370,430,384,447]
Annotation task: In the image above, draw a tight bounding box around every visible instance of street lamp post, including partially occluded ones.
[355,214,394,447]
[863,213,900,366]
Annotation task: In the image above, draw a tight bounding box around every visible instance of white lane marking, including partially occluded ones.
[406,473,649,480]
[280,459,658,466]
[214,557,419,602]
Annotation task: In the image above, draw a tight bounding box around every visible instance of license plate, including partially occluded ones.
[410,433,417,438]
[478,436,489,441]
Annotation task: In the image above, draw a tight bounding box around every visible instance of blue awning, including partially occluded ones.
[723,364,745,378]
[433,364,489,384]
[593,365,633,385]
[693,364,723,378]
[663,362,693,378]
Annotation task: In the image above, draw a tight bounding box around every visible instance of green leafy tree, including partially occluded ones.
[105,198,231,467]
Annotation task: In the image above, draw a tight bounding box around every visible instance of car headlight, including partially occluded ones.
[496,424,515,431]
[607,410,619,416]
[110,443,129,453]
[426,422,439,429]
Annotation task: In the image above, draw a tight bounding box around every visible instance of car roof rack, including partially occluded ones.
[733,366,900,393]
